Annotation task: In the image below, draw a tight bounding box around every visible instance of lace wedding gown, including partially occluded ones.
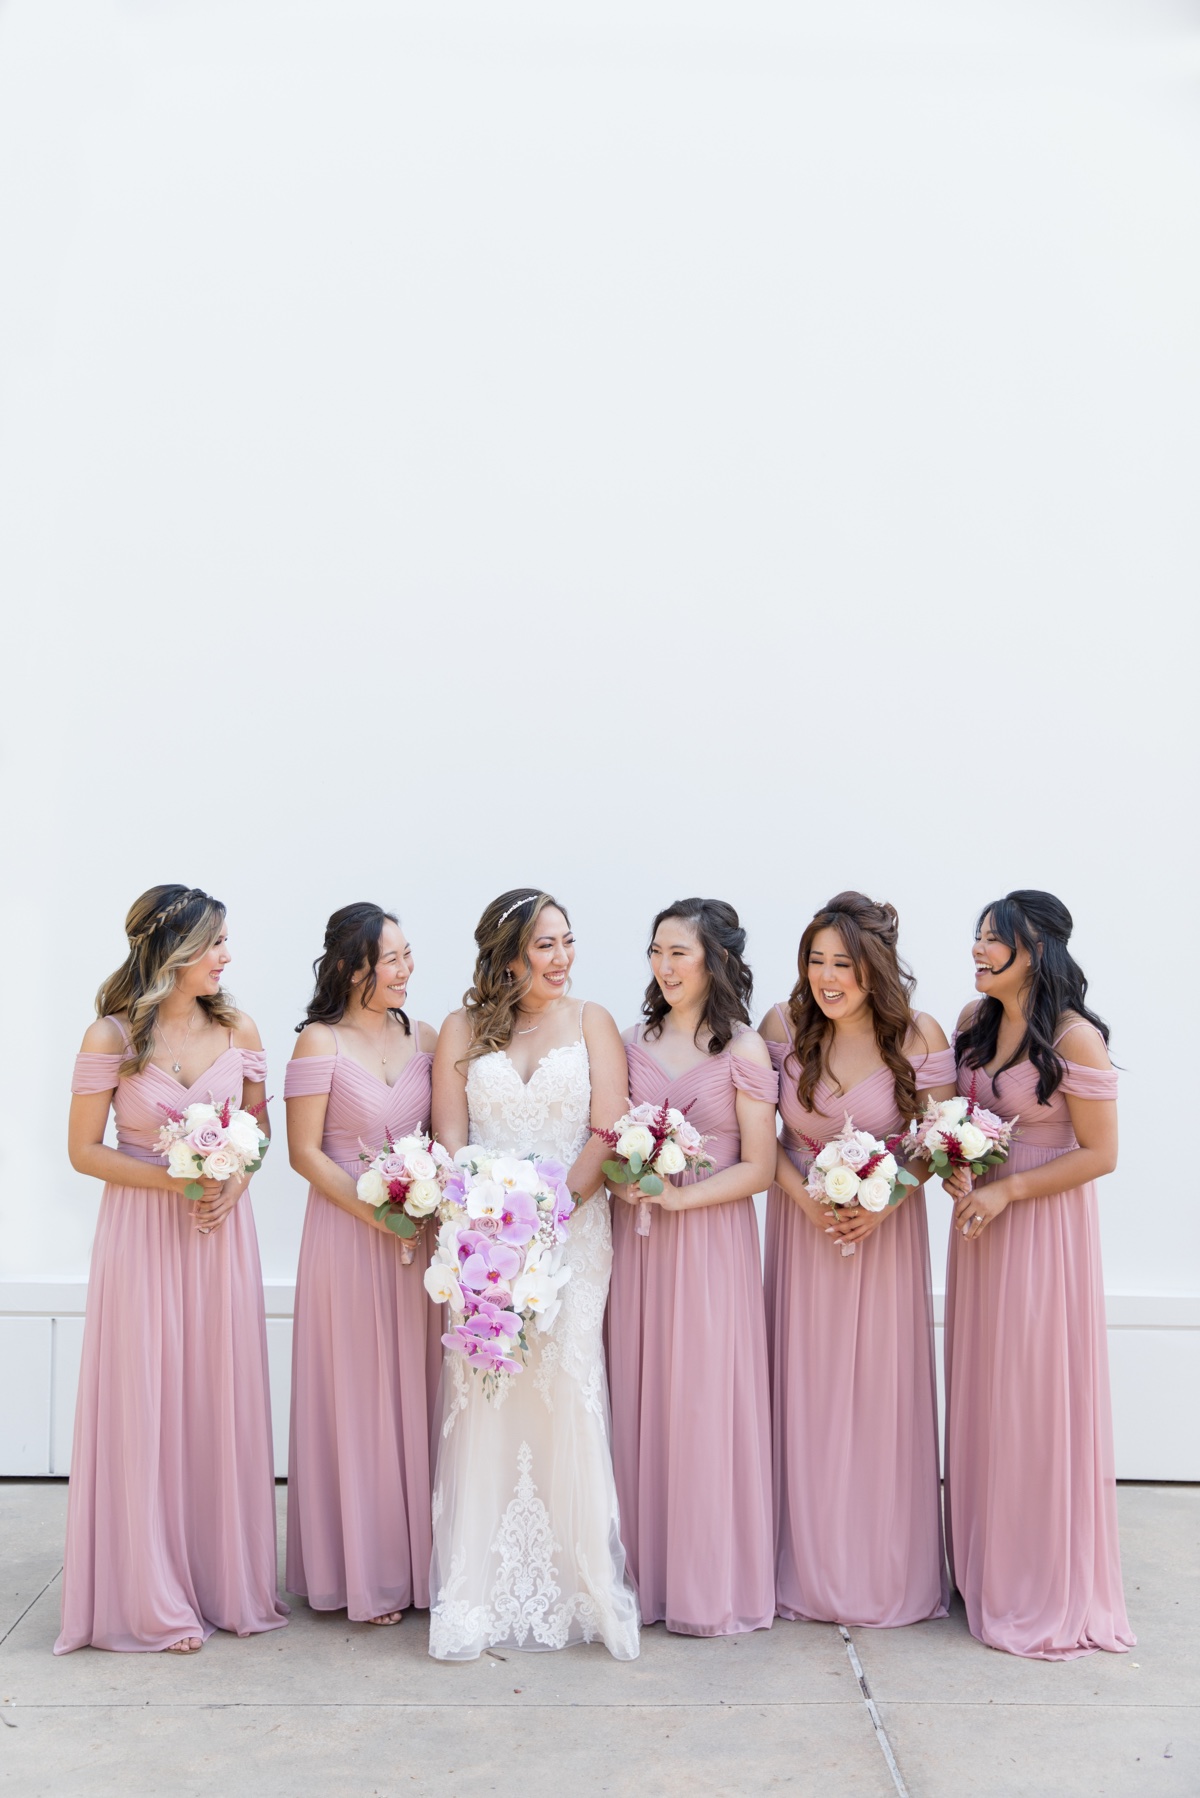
[428,1027,640,1660]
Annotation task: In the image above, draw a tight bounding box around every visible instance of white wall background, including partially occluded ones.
[1,0,1197,1471]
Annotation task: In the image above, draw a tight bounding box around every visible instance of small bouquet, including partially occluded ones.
[357,1132,454,1264]
[800,1115,917,1257]
[594,1103,713,1236]
[907,1091,1016,1184]
[155,1096,270,1202]
[423,1149,576,1394]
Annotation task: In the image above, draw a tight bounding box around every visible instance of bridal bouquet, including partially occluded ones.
[800,1115,917,1257]
[357,1132,454,1264]
[155,1096,269,1201]
[594,1103,713,1236]
[423,1149,575,1390]
[907,1091,1016,1182]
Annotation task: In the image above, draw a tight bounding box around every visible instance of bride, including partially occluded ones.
[428,888,640,1661]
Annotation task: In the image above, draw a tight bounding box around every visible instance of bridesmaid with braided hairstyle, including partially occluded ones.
[759,892,953,1628]
[59,885,286,1654]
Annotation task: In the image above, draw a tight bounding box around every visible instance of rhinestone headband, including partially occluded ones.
[497,894,538,927]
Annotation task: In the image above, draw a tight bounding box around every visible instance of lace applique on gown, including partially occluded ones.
[428,1034,640,1660]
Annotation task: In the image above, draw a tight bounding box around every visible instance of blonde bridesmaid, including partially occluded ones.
[607,898,778,1636]
[945,890,1134,1659]
[759,891,952,1628]
[59,886,286,1654]
[285,904,441,1626]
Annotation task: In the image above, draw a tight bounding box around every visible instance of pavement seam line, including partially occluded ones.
[840,1625,910,1798]
[0,1568,62,1651]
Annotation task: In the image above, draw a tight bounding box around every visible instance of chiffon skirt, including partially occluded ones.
[765,1179,948,1628]
[286,1173,442,1618]
[56,1180,287,1653]
[944,1144,1135,1659]
[607,1192,774,1636]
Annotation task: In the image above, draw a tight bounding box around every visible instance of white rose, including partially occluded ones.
[665,1108,685,1130]
[824,1165,861,1203]
[167,1139,197,1179]
[403,1148,437,1182]
[201,1147,239,1181]
[939,1096,969,1124]
[423,1263,463,1309]
[874,1152,898,1181]
[405,1178,441,1217]
[357,1168,387,1206]
[814,1143,840,1172]
[616,1125,655,1162]
[653,1139,686,1176]
[956,1123,989,1162]
[858,1175,892,1212]
[183,1102,219,1131]
[224,1113,262,1158]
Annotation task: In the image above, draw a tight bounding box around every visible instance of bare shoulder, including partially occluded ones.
[757,1003,789,1045]
[619,1022,639,1048]
[232,1012,264,1051]
[731,1026,772,1069]
[1055,1013,1112,1070]
[907,1011,949,1056]
[416,1020,439,1054]
[437,1008,473,1052]
[955,1001,979,1035]
[580,1001,621,1047]
[81,1015,125,1053]
[292,1021,336,1060]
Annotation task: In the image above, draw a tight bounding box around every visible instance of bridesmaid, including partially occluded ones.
[285,904,441,1626]
[59,885,287,1654]
[759,891,953,1628]
[607,898,778,1636]
[944,890,1134,1659]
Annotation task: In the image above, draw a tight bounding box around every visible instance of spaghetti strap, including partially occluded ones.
[774,1001,791,1038]
[576,1001,587,1043]
[107,1014,132,1050]
[1053,1018,1104,1050]
[330,1027,344,1056]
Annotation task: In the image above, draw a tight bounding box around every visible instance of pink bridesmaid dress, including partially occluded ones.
[606,1027,777,1636]
[284,1030,441,1619]
[765,1008,951,1628]
[57,1024,287,1653]
[944,1029,1135,1659]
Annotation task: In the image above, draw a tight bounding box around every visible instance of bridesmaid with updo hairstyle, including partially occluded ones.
[285,904,440,1627]
[944,890,1134,1659]
[759,892,953,1627]
[608,898,779,1636]
[59,885,287,1654]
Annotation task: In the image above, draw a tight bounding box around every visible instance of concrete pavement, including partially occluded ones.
[0,1484,1195,1796]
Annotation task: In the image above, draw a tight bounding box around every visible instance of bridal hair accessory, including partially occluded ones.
[128,888,207,945]
[498,894,538,927]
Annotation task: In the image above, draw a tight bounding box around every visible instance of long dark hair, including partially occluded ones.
[642,897,753,1054]
[955,889,1109,1104]
[786,891,921,1122]
[297,903,410,1033]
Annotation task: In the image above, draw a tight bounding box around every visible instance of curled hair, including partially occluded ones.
[956,889,1110,1105]
[642,898,753,1055]
[461,889,570,1063]
[96,885,238,1075]
[786,891,920,1121]
[298,903,410,1035]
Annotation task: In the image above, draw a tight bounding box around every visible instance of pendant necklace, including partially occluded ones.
[515,1012,540,1037]
[157,1007,198,1075]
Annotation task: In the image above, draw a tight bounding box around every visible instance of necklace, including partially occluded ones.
[157,1007,199,1075]
[514,1012,541,1038]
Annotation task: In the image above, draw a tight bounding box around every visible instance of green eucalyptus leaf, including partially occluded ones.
[386,1212,417,1238]
[639,1174,664,1196]
[185,1181,204,1201]
[602,1159,629,1184]
[628,1152,644,1177]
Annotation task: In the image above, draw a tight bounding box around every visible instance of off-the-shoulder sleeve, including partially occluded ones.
[912,1047,956,1089]
[72,1052,123,1095]
[1059,1062,1118,1101]
[283,1056,334,1098]
[240,1048,268,1085]
[731,1055,779,1104]
[764,1039,788,1072]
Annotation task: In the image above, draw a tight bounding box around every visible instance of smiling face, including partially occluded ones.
[353,917,414,1013]
[176,924,232,1000]
[648,915,710,1012]
[806,926,871,1025]
[972,911,1033,1005]
[512,905,575,1003]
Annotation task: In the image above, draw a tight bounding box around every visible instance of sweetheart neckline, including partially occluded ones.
[482,1040,587,1090]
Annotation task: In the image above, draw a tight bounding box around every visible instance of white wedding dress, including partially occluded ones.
[428,1022,640,1661]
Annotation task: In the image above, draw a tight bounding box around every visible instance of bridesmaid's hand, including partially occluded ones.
[192,1175,247,1233]
[829,1203,890,1246]
[954,1178,1012,1240]
[792,1188,836,1232]
[943,1166,974,1203]
[609,1181,649,1209]
[168,1173,223,1203]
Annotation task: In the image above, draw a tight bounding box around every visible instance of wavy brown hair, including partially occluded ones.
[96,884,239,1075]
[461,889,571,1064]
[297,903,410,1034]
[786,891,921,1121]
[641,897,753,1054]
